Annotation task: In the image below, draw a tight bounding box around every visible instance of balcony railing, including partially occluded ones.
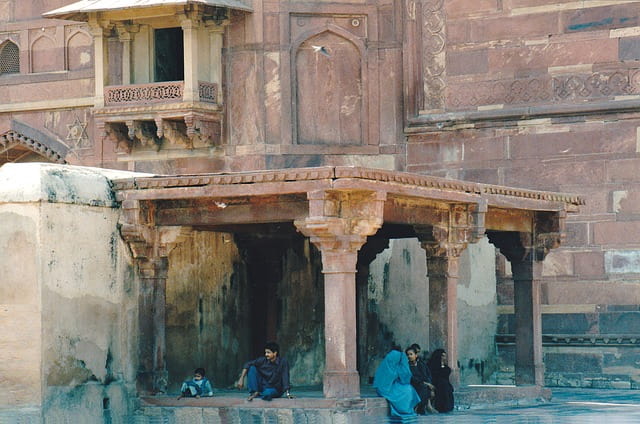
[104,81,218,106]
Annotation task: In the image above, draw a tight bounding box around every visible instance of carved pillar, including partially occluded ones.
[206,22,226,104]
[415,202,485,386]
[116,23,138,85]
[119,199,192,394]
[89,19,109,107]
[512,254,543,386]
[488,212,563,386]
[181,14,201,103]
[295,190,385,398]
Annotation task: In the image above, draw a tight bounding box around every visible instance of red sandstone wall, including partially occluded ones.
[406,0,640,388]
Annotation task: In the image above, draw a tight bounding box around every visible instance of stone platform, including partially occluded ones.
[134,385,551,422]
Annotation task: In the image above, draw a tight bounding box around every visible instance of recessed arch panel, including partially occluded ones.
[294,30,364,146]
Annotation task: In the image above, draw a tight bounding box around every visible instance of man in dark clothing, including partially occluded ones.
[236,341,292,401]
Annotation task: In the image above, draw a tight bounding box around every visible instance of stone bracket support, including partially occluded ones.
[119,199,192,394]
[295,190,386,398]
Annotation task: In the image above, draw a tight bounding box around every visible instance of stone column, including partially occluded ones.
[119,199,191,394]
[116,24,138,85]
[424,253,460,384]
[89,19,109,107]
[295,190,385,398]
[136,257,169,393]
[206,23,225,104]
[511,257,544,386]
[415,203,485,386]
[488,225,562,387]
[181,16,201,103]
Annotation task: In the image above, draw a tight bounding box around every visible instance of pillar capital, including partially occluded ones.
[414,201,485,258]
[295,189,385,258]
[119,199,192,261]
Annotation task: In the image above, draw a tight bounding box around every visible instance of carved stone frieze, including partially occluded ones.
[420,0,446,113]
[449,67,640,110]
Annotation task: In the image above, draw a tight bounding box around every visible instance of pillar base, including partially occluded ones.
[515,364,545,386]
[323,371,360,398]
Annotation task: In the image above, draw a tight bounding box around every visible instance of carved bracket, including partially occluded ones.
[184,114,221,147]
[294,190,386,256]
[415,202,486,258]
[119,199,192,276]
[97,121,131,154]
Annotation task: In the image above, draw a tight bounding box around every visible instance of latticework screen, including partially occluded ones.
[0,41,20,74]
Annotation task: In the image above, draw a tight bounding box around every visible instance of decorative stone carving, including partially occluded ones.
[0,130,66,163]
[449,67,640,110]
[127,121,159,149]
[104,81,184,106]
[96,121,130,154]
[421,0,446,112]
[414,202,485,258]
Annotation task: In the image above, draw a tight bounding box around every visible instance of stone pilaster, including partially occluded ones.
[295,190,385,398]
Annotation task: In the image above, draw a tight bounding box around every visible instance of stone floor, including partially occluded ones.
[132,386,640,423]
[2,387,640,423]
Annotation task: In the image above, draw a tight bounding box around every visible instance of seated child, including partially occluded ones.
[177,367,214,399]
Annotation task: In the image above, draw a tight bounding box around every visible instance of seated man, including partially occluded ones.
[177,367,214,399]
[236,341,292,401]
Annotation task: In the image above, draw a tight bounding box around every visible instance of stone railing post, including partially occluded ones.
[295,190,385,398]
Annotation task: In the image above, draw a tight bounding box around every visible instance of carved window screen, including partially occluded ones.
[0,41,19,74]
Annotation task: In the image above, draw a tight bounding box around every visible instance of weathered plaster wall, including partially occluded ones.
[0,205,41,411]
[364,238,498,386]
[364,239,429,381]
[0,163,139,421]
[166,233,325,391]
[166,231,251,392]
[457,238,498,385]
[40,202,138,421]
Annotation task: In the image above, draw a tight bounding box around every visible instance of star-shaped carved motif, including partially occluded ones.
[66,115,89,149]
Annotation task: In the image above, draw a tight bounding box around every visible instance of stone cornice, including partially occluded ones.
[406,98,640,132]
[112,166,585,207]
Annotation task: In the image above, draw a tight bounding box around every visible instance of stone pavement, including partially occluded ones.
[2,387,639,423]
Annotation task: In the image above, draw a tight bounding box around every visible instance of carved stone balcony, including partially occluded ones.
[96,81,222,154]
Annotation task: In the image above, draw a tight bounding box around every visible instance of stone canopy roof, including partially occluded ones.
[113,166,584,239]
[44,0,253,21]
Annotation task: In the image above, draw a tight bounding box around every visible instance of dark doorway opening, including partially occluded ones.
[154,27,184,82]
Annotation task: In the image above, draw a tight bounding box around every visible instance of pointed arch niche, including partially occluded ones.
[66,29,93,71]
[293,26,367,146]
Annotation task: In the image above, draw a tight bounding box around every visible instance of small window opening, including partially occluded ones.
[0,41,20,75]
[154,28,183,82]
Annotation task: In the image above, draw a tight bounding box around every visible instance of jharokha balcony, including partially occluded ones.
[95,80,223,155]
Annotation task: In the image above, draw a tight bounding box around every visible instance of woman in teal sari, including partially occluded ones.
[373,347,421,418]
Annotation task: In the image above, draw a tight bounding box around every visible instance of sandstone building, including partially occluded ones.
[0,0,639,421]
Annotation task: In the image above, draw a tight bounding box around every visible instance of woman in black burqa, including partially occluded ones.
[426,348,454,412]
